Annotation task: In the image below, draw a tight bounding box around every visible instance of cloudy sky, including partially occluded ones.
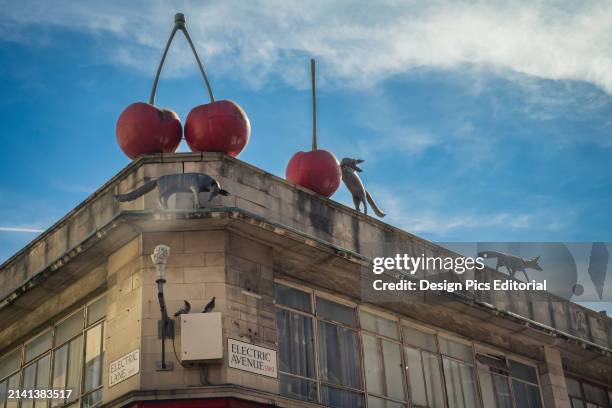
[0,1,611,305]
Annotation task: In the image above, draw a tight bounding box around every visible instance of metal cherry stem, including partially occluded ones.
[311,58,317,151]
[149,13,215,105]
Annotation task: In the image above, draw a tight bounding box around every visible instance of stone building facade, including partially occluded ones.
[0,153,610,408]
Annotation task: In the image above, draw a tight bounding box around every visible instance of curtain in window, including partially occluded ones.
[276,309,315,378]
[443,358,480,408]
[318,321,361,389]
[405,346,444,408]
[84,324,103,392]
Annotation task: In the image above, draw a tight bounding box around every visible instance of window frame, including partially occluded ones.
[0,294,106,408]
[359,307,406,406]
[274,280,366,406]
[565,376,612,408]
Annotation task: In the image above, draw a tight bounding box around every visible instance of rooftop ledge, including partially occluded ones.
[0,152,610,352]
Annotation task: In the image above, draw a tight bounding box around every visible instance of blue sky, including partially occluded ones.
[0,1,611,307]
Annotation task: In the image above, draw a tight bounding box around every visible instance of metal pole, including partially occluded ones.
[311,58,317,151]
[156,278,167,369]
[149,13,215,105]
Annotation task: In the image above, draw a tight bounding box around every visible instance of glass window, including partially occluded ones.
[567,378,582,397]
[21,354,50,408]
[55,310,84,346]
[368,395,406,408]
[24,331,52,363]
[477,356,512,408]
[278,373,317,403]
[439,338,473,363]
[318,320,361,389]
[0,348,21,380]
[52,336,82,407]
[442,357,480,408]
[582,383,608,406]
[402,326,437,353]
[84,324,104,392]
[405,346,445,408]
[321,385,364,408]
[276,309,315,378]
[509,360,538,384]
[512,380,542,408]
[5,373,19,408]
[362,334,405,403]
[361,312,398,339]
[87,297,106,326]
[316,297,357,327]
[274,284,311,312]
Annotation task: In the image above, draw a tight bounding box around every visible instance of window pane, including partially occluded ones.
[275,309,315,378]
[316,298,356,327]
[512,380,530,408]
[321,385,364,408]
[570,398,585,408]
[22,363,37,408]
[274,285,311,312]
[439,338,473,363]
[66,337,82,403]
[363,334,384,395]
[361,312,398,339]
[527,384,543,408]
[0,379,7,408]
[82,389,102,408]
[55,311,83,346]
[34,355,50,408]
[566,378,582,397]
[480,370,512,408]
[87,297,106,326]
[583,383,607,405]
[404,347,427,406]
[402,326,437,353]
[422,352,445,408]
[382,340,404,401]
[84,325,103,392]
[0,348,21,380]
[318,321,361,388]
[25,331,52,363]
[278,373,317,403]
[52,345,68,407]
[368,395,406,408]
[443,358,480,408]
[509,360,538,384]
[5,374,19,408]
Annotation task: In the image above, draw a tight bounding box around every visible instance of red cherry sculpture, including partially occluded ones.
[285,59,341,197]
[286,150,341,197]
[116,102,182,160]
[184,100,250,157]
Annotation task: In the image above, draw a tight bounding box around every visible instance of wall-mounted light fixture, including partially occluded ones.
[151,244,174,371]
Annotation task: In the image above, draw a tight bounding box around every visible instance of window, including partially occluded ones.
[509,360,542,408]
[361,312,405,407]
[0,295,106,408]
[566,377,611,408]
[275,283,364,407]
[478,354,542,408]
[402,326,444,408]
[439,337,480,408]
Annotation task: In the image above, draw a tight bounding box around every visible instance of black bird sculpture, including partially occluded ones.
[174,300,191,317]
[203,297,216,313]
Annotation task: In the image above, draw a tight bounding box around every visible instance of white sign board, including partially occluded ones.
[228,338,277,378]
[109,349,140,387]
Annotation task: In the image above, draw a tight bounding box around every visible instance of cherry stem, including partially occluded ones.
[311,58,317,151]
[149,13,215,105]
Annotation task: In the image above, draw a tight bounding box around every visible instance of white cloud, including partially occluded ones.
[0,226,44,233]
[2,0,612,93]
